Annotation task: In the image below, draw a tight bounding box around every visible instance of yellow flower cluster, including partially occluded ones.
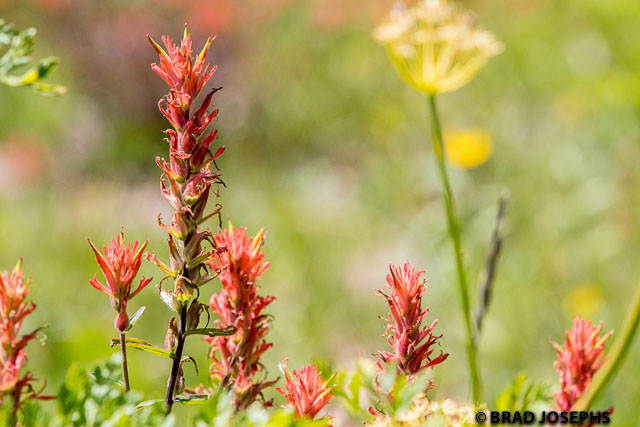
[373,394,478,426]
[374,0,503,94]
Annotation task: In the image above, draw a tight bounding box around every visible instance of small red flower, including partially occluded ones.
[205,225,275,409]
[0,260,50,414]
[88,232,151,332]
[551,315,612,411]
[376,263,448,375]
[276,360,333,422]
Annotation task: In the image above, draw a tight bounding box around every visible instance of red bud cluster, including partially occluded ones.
[276,360,333,423]
[376,263,448,376]
[552,315,612,411]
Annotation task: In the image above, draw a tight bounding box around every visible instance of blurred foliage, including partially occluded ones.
[333,359,434,424]
[494,373,553,413]
[0,19,64,94]
[0,0,639,424]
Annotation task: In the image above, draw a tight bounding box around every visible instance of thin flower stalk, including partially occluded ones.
[276,360,333,423]
[428,94,480,403]
[551,315,612,411]
[146,28,226,412]
[0,260,51,416]
[205,225,276,410]
[375,0,503,404]
[376,263,448,376]
[88,232,152,391]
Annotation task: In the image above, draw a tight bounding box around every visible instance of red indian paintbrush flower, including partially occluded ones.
[147,28,228,411]
[551,315,612,411]
[0,260,50,415]
[376,263,448,375]
[205,225,275,410]
[88,232,151,332]
[276,360,333,422]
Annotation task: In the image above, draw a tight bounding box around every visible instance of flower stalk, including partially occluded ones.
[0,260,51,416]
[205,225,276,410]
[88,232,151,392]
[146,28,227,412]
[428,94,480,403]
[119,331,130,391]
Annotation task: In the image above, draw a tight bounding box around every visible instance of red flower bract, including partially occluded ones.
[376,263,448,375]
[0,260,50,414]
[276,360,333,422]
[205,225,275,410]
[551,315,612,411]
[88,232,151,332]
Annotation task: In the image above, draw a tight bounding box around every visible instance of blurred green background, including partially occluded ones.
[1,0,639,424]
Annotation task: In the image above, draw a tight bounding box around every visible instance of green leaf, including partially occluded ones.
[175,394,210,405]
[111,336,176,359]
[127,306,146,331]
[136,399,163,409]
[185,325,237,337]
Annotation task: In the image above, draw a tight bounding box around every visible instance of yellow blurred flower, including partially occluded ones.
[374,0,503,95]
[563,284,604,319]
[373,394,478,426]
[443,129,493,168]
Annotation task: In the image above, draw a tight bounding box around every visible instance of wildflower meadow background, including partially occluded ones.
[1,0,640,425]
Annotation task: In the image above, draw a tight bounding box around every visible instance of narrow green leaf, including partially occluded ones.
[184,325,236,337]
[111,336,176,359]
[126,306,146,331]
[175,394,210,405]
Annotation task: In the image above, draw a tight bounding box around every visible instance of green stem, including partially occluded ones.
[574,283,640,411]
[120,331,130,392]
[427,94,481,404]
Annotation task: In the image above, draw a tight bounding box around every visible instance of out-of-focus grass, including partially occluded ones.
[1,0,640,422]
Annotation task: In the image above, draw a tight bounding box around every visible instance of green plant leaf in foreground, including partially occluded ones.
[184,325,237,338]
[495,373,552,412]
[111,336,176,359]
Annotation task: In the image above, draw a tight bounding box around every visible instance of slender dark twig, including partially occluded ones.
[119,331,130,391]
[475,192,509,345]
[165,305,187,412]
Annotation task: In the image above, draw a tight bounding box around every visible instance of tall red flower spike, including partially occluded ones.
[0,260,51,415]
[88,232,151,332]
[376,263,448,375]
[147,27,228,411]
[276,360,333,422]
[205,225,276,410]
[551,315,612,411]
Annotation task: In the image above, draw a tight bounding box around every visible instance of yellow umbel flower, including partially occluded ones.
[374,0,503,94]
[444,129,493,169]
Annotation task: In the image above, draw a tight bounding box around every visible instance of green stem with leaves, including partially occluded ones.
[427,94,481,403]
[574,283,640,411]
